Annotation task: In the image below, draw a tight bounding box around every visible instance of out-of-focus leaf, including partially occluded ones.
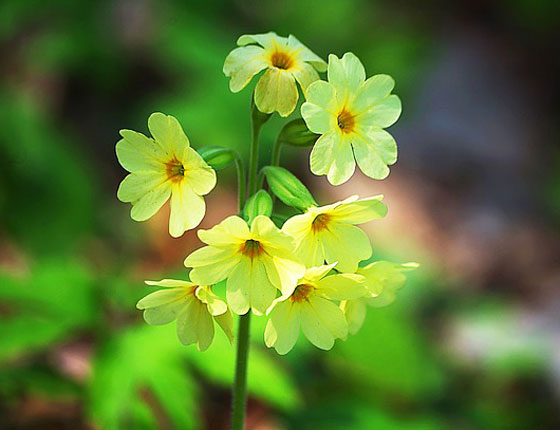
[88,324,199,430]
[0,259,96,362]
[186,320,300,411]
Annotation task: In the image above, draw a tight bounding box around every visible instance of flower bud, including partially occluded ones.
[277,118,318,147]
[198,146,236,170]
[244,190,273,223]
[263,166,317,210]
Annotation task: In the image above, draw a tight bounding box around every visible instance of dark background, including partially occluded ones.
[1,0,559,429]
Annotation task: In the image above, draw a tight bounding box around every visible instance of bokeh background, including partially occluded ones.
[1,0,559,429]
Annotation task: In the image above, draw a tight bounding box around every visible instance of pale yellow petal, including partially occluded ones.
[254,68,298,117]
[145,279,194,288]
[320,224,372,272]
[169,184,205,237]
[300,296,347,350]
[148,112,190,157]
[327,136,355,186]
[223,45,268,92]
[360,94,402,128]
[302,263,338,283]
[327,52,365,101]
[136,287,189,309]
[340,298,367,335]
[286,34,327,72]
[186,248,241,286]
[317,273,367,300]
[215,311,234,343]
[116,132,165,172]
[301,80,337,134]
[353,74,395,112]
[310,131,339,176]
[195,286,227,316]
[197,215,249,246]
[330,195,387,224]
[129,181,172,222]
[264,300,301,355]
[292,62,320,93]
[117,172,168,203]
[237,32,287,49]
[227,258,276,315]
[181,148,217,195]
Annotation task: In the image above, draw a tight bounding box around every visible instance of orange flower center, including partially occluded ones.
[240,239,264,259]
[291,283,314,302]
[337,108,355,134]
[270,50,294,70]
[311,213,331,233]
[165,157,185,183]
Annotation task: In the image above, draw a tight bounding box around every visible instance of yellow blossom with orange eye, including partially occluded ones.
[264,264,367,354]
[136,279,233,351]
[184,215,305,315]
[282,195,387,272]
[116,113,216,237]
[301,52,401,185]
[223,32,327,117]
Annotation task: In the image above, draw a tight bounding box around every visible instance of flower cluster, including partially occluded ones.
[116,32,417,354]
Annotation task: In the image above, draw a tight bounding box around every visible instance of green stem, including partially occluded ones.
[231,312,251,430]
[231,103,266,430]
[234,156,246,213]
[271,136,283,166]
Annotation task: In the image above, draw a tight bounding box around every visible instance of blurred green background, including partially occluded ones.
[1,0,559,429]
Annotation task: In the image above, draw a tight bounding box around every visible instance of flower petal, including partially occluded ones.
[302,263,338,283]
[301,296,347,350]
[327,136,355,186]
[330,194,388,224]
[136,288,188,310]
[310,131,338,176]
[265,300,301,355]
[287,35,327,72]
[237,32,287,49]
[353,74,395,112]
[197,216,249,246]
[181,148,217,195]
[327,52,365,100]
[227,258,276,315]
[292,62,320,94]
[195,286,227,316]
[320,223,372,272]
[116,131,166,172]
[169,183,205,237]
[360,94,402,128]
[185,247,240,285]
[351,137,389,180]
[148,112,190,157]
[129,181,172,222]
[254,68,298,117]
[145,279,194,288]
[317,273,367,300]
[301,80,337,134]
[214,311,234,343]
[223,45,268,92]
[340,298,367,335]
[117,172,168,203]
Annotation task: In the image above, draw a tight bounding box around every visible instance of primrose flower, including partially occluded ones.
[116,113,216,237]
[301,52,401,185]
[184,215,305,315]
[223,32,327,117]
[282,195,387,273]
[136,279,233,351]
[341,261,419,334]
[265,264,366,354]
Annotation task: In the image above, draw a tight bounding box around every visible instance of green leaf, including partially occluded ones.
[263,166,317,210]
[244,190,273,224]
[88,325,199,430]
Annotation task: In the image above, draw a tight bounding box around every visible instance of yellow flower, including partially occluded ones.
[282,195,387,273]
[341,261,419,334]
[264,264,366,354]
[301,52,401,185]
[136,279,233,351]
[184,215,305,315]
[116,112,216,237]
[223,32,327,117]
